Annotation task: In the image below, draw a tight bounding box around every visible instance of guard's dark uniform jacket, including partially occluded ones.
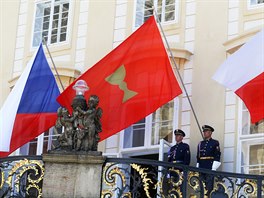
[168,142,190,165]
[197,138,221,169]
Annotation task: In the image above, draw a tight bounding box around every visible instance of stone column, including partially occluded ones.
[42,153,106,198]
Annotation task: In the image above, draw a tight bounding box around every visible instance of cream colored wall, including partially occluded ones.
[190,1,228,167]
[85,0,116,70]
[0,1,20,106]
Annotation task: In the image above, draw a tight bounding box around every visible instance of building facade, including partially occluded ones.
[0,0,263,175]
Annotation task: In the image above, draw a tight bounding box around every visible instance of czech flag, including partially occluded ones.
[0,44,60,157]
[213,29,264,123]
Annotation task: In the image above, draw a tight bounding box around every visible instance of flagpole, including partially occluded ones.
[42,39,65,91]
[153,10,204,139]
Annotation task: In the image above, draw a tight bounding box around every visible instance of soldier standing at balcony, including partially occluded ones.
[168,129,190,165]
[167,129,190,196]
[196,125,221,196]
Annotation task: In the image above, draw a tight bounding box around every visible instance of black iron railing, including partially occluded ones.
[1,156,263,198]
[0,156,44,198]
[101,158,264,198]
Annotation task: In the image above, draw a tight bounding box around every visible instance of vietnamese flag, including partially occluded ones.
[57,16,182,141]
[213,29,264,123]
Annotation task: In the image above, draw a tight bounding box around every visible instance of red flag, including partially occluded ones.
[213,29,264,123]
[57,16,182,141]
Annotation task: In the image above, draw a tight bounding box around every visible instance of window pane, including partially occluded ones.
[28,139,38,155]
[165,11,175,21]
[60,33,66,42]
[241,101,264,135]
[43,21,49,30]
[42,30,48,38]
[62,11,68,18]
[135,0,144,27]
[52,19,59,29]
[51,34,57,43]
[151,101,174,145]
[61,27,67,33]
[53,14,59,20]
[166,4,175,12]
[54,5,60,13]
[123,119,145,148]
[250,119,264,134]
[250,0,264,5]
[61,18,68,26]
[44,7,51,16]
[143,0,154,22]
[34,18,42,32]
[52,28,58,35]
[241,141,264,174]
[63,3,69,11]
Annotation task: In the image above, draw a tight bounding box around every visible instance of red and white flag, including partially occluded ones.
[57,16,182,141]
[213,29,264,123]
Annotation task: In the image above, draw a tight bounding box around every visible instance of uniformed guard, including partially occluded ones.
[196,125,221,170]
[168,129,190,165]
[196,125,221,196]
[167,129,190,195]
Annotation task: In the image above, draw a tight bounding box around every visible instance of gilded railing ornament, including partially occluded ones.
[131,163,153,198]
[53,80,103,154]
[0,158,44,198]
[188,171,207,194]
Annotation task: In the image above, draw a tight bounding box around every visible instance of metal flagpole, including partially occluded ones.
[42,39,65,91]
[153,10,204,139]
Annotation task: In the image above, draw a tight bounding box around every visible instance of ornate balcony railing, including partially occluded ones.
[101,158,264,198]
[0,156,44,198]
[1,156,264,197]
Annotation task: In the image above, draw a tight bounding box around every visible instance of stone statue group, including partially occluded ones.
[55,95,102,152]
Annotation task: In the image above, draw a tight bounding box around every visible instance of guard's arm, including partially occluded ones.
[212,141,221,170]
[212,161,221,170]
[184,144,191,165]
[196,143,200,168]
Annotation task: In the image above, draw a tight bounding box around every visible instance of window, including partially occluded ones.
[135,0,178,27]
[241,103,264,135]
[123,119,145,148]
[248,0,264,9]
[122,98,178,149]
[151,101,174,145]
[238,102,264,174]
[250,0,264,6]
[19,128,60,155]
[32,0,70,47]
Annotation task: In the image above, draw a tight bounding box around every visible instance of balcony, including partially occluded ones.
[0,156,263,198]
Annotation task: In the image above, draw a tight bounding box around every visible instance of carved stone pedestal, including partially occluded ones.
[42,152,105,198]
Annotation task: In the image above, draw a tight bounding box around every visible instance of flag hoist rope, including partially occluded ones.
[42,39,65,91]
[153,9,204,139]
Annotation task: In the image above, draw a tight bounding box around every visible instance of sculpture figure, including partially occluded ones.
[55,95,102,152]
[55,107,75,149]
[76,95,102,151]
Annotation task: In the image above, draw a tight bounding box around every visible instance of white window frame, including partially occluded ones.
[133,0,179,28]
[17,127,58,155]
[236,99,264,173]
[247,0,264,9]
[119,97,179,156]
[31,0,72,48]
